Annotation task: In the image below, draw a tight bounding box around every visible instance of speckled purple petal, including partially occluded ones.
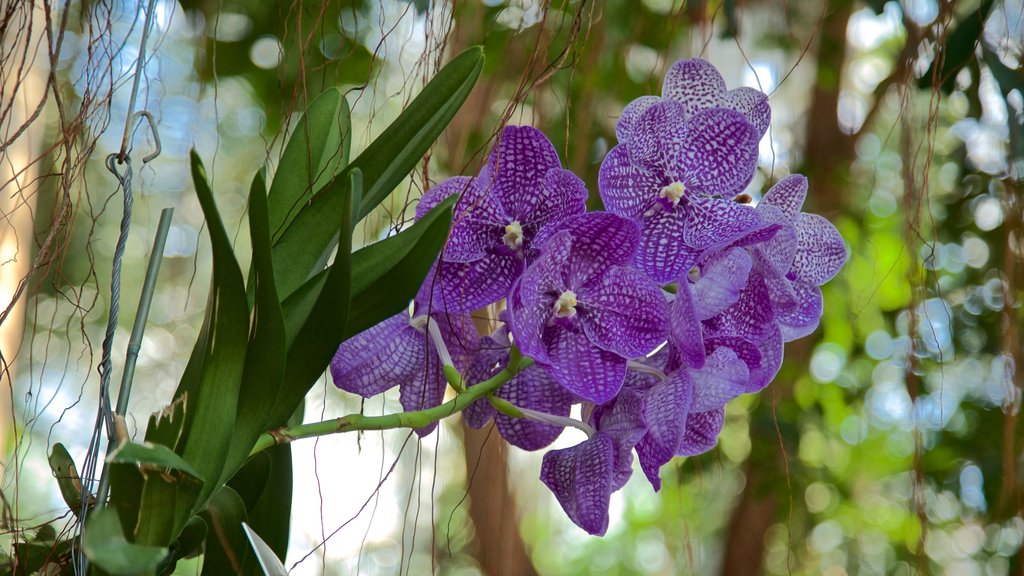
[545,326,628,404]
[495,365,575,451]
[540,432,615,535]
[705,335,763,385]
[777,282,823,341]
[561,212,641,289]
[759,174,807,222]
[683,196,763,254]
[421,252,522,314]
[598,144,665,220]
[616,95,663,144]
[331,313,424,397]
[398,351,447,437]
[670,280,705,370]
[757,252,799,314]
[690,347,750,412]
[753,204,797,275]
[508,279,552,364]
[662,58,728,115]
[748,324,783,392]
[663,58,771,137]
[521,168,588,246]
[791,213,847,285]
[693,247,752,320]
[676,108,759,196]
[416,176,476,220]
[579,266,668,358]
[677,408,725,456]
[634,208,694,284]
[636,370,693,491]
[589,388,647,490]
[442,190,507,263]
[726,87,771,137]
[462,337,509,429]
[703,269,776,344]
[488,125,563,218]
[629,100,690,177]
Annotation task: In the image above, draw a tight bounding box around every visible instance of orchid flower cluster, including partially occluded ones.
[330,58,846,535]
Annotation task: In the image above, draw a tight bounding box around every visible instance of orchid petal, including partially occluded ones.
[331,313,424,397]
[791,213,847,285]
[496,365,575,451]
[545,326,627,404]
[579,266,669,358]
[676,108,759,196]
[598,144,665,220]
[636,370,693,491]
[540,433,615,535]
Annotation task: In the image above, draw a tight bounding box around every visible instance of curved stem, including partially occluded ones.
[248,356,535,457]
[627,359,667,381]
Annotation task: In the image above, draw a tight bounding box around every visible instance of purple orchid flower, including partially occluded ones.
[330,307,476,437]
[508,212,669,405]
[462,328,576,451]
[416,125,588,313]
[616,57,771,148]
[753,174,847,340]
[599,100,764,284]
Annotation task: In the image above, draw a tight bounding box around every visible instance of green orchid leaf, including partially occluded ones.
[268,87,351,243]
[199,487,249,576]
[48,443,88,518]
[84,508,168,576]
[270,46,482,302]
[169,151,250,513]
[224,171,287,482]
[268,170,358,428]
[107,442,203,479]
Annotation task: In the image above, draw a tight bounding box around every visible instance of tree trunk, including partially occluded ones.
[460,422,538,576]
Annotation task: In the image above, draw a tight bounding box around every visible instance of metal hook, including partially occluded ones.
[118,110,161,165]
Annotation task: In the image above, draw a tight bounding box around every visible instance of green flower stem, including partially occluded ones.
[248,356,534,457]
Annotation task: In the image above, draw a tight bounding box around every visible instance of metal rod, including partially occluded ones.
[116,207,173,415]
[93,207,174,508]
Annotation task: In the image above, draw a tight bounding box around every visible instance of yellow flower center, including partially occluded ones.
[503,220,524,250]
[553,290,578,319]
[658,181,686,206]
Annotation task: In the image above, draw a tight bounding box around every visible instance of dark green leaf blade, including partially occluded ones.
[84,508,168,576]
[271,46,483,301]
[200,487,249,576]
[108,442,203,479]
[224,172,288,482]
[266,170,358,429]
[345,195,456,338]
[268,87,352,243]
[170,151,250,512]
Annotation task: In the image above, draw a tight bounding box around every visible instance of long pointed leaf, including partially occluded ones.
[266,170,358,428]
[268,87,352,242]
[345,195,456,337]
[200,487,248,576]
[174,151,250,511]
[271,46,483,301]
[224,172,287,481]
